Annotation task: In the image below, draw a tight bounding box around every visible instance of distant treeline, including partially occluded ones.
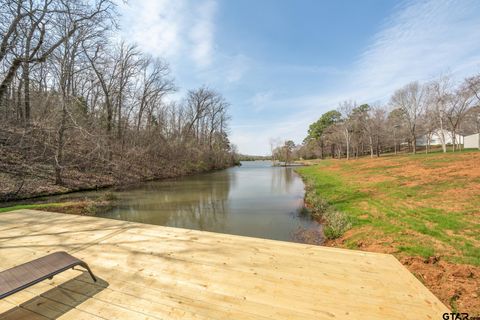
[274,73,480,161]
[237,154,271,161]
[0,0,238,200]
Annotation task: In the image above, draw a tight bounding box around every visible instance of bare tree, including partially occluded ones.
[465,74,480,104]
[338,100,356,160]
[420,107,438,154]
[298,74,479,159]
[269,137,282,164]
[135,57,174,132]
[390,82,426,154]
[0,0,114,117]
[427,76,452,152]
[368,106,387,157]
[0,0,237,200]
[444,82,475,151]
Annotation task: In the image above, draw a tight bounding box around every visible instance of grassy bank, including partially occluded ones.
[297,151,480,313]
[0,192,118,215]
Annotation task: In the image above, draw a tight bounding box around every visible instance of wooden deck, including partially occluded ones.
[0,209,448,319]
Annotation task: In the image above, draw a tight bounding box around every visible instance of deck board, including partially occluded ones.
[0,209,448,319]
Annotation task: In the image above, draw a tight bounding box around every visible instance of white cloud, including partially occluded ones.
[250,91,274,112]
[118,0,184,57]
[351,0,480,99]
[231,119,311,155]
[193,53,251,87]
[118,0,217,69]
[225,54,250,83]
[189,0,217,68]
[278,0,480,109]
[273,64,347,76]
[118,0,480,155]
[233,0,480,154]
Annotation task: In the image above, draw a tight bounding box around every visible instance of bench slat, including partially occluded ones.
[0,251,96,300]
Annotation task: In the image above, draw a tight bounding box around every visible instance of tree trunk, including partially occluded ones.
[16,78,23,121]
[451,130,456,152]
[369,136,374,158]
[55,97,68,185]
[439,120,447,153]
[22,62,31,125]
[320,140,324,159]
[0,58,22,106]
[22,28,33,126]
[344,128,350,160]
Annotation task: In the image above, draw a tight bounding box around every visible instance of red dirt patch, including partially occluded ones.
[325,227,480,313]
[401,256,480,314]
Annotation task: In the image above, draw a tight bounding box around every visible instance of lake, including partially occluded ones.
[93,161,322,243]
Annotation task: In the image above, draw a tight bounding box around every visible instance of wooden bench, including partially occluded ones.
[0,251,96,299]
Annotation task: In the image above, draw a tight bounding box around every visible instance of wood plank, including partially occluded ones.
[0,300,15,314]
[0,210,449,319]
[75,257,437,318]
[0,308,49,320]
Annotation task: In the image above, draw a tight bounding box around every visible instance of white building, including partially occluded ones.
[416,129,464,147]
[464,133,480,149]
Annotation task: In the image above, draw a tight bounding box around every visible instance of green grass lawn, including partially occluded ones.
[297,151,480,266]
[0,202,75,213]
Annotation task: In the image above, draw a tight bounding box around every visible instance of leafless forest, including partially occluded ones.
[274,75,480,161]
[0,0,237,201]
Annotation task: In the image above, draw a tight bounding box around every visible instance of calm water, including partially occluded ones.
[95,161,322,243]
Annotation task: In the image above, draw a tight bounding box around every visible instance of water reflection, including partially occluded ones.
[271,166,296,194]
[97,161,323,243]
[103,174,233,231]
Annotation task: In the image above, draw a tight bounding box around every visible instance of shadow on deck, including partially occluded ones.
[0,209,449,319]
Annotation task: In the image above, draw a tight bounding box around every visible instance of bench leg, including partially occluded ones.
[79,262,97,282]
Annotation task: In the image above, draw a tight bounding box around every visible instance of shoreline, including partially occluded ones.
[0,164,238,214]
[0,162,240,205]
[295,153,480,314]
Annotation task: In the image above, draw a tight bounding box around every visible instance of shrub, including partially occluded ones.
[303,180,351,240]
[314,197,330,214]
[323,210,352,240]
[84,201,98,215]
[102,191,117,201]
[305,193,329,217]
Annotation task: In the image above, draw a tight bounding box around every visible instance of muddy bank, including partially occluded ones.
[0,163,238,203]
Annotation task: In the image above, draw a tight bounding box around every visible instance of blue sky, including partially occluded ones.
[118,0,480,155]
